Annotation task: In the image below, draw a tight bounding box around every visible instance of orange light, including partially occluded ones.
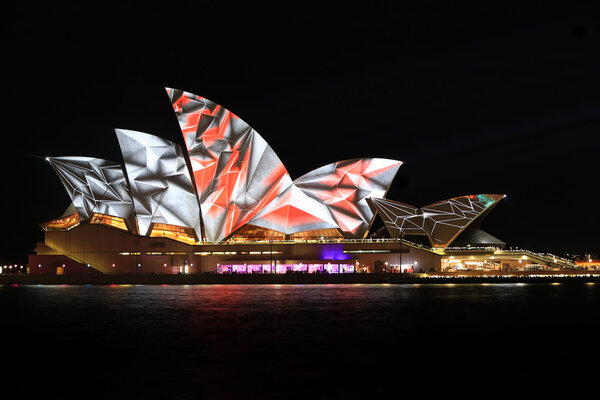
[41,214,81,231]
[150,223,197,244]
[228,224,285,242]
[90,213,128,231]
[290,228,343,240]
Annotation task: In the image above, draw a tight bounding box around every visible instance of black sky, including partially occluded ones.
[2,1,599,263]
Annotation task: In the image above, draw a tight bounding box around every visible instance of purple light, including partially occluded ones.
[319,244,351,260]
[217,262,355,274]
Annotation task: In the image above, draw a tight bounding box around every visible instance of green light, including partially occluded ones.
[477,194,495,207]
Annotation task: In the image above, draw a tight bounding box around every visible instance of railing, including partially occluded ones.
[441,247,577,268]
[178,240,580,266]
[208,237,442,254]
[445,246,499,251]
[495,250,577,268]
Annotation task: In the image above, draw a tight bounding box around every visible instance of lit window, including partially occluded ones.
[41,214,81,231]
[150,223,197,245]
[90,213,128,231]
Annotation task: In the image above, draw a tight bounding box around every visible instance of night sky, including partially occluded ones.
[2,1,599,263]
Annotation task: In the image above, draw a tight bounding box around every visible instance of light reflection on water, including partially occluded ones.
[2,283,599,398]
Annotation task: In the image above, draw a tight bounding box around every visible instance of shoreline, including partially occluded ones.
[1,272,599,285]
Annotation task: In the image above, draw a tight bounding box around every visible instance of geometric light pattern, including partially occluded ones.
[115,129,202,241]
[368,194,504,247]
[366,198,423,235]
[294,158,402,238]
[48,156,136,231]
[249,158,402,237]
[246,183,340,235]
[47,89,415,245]
[166,87,292,242]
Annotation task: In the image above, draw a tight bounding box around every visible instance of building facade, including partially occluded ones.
[29,88,572,274]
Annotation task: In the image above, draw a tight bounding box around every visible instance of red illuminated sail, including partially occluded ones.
[250,158,402,238]
[167,88,292,242]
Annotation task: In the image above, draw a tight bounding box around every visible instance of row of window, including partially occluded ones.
[117,251,284,256]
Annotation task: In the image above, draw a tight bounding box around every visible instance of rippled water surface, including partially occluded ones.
[2,283,599,398]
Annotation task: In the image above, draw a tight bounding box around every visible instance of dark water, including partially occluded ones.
[2,283,599,399]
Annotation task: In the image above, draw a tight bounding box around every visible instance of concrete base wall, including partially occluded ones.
[37,223,442,274]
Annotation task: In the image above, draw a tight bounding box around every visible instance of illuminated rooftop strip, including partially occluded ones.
[202,237,437,250]
[343,250,391,254]
[192,250,283,256]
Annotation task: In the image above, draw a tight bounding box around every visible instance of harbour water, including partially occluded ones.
[2,283,598,398]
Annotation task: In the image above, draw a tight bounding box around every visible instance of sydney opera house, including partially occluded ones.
[28,88,573,275]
